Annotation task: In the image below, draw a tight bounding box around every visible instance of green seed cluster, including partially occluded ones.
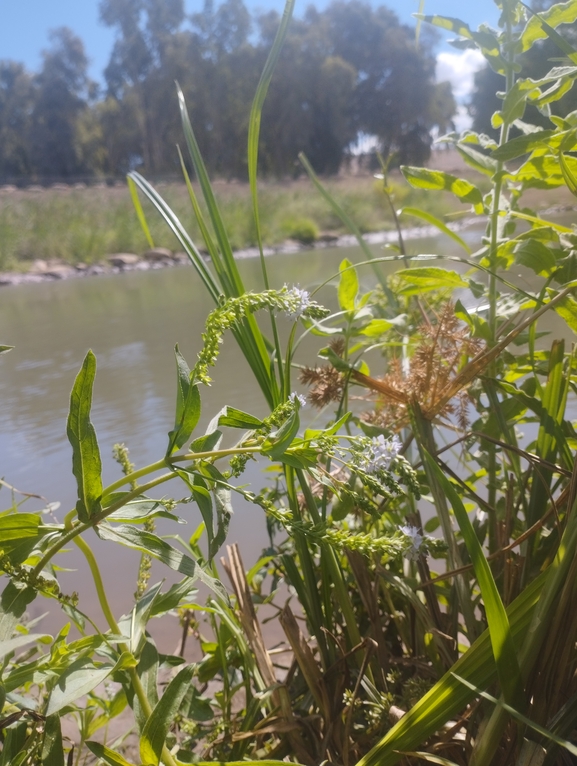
[194,289,329,384]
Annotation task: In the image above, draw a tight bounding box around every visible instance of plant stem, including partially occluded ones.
[68,518,180,766]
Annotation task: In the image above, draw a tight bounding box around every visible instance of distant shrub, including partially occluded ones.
[283,216,319,244]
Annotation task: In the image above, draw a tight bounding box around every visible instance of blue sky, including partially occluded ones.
[0,0,500,81]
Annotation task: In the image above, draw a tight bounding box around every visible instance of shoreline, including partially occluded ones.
[0,218,485,288]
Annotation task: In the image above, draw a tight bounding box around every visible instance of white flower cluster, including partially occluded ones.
[284,286,311,320]
[399,524,424,561]
[289,391,307,408]
[364,434,402,475]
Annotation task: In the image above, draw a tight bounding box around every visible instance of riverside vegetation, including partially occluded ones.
[0,175,460,273]
[4,1,577,765]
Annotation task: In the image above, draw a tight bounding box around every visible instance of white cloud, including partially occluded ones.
[436,49,486,102]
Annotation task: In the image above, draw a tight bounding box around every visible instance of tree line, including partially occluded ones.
[0,0,457,183]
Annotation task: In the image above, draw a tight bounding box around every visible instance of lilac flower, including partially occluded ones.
[399,524,424,561]
[289,392,307,408]
[285,286,311,320]
[365,434,402,475]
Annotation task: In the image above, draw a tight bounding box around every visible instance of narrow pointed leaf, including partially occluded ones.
[127,176,154,248]
[66,351,102,523]
[86,742,138,766]
[400,207,472,254]
[338,258,359,311]
[167,346,201,455]
[96,523,228,601]
[140,664,195,766]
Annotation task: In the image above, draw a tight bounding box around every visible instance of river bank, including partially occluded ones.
[0,218,481,287]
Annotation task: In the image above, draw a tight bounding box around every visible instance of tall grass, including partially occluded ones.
[0,177,464,271]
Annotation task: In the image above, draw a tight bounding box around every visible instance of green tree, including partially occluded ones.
[28,28,94,178]
[0,61,34,179]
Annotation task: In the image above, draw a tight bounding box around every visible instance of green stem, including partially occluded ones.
[32,446,263,579]
[70,520,178,766]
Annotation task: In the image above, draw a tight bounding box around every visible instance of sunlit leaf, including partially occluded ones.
[66,350,103,523]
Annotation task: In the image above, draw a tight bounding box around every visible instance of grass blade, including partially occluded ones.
[127,176,154,249]
[127,171,220,302]
[423,451,525,710]
[356,571,547,766]
[299,152,387,290]
[400,206,472,254]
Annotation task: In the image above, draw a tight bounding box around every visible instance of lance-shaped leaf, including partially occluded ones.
[0,345,13,355]
[400,207,472,254]
[41,715,65,766]
[167,345,201,455]
[395,267,469,295]
[401,167,484,213]
[96,523,228,601]
[66,351,103,523]
[140,664,195,766]
[46,657,117,715]
[86,743,137,766]
[338,258,359,312]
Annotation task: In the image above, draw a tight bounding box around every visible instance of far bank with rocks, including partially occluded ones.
[0,214,509,287]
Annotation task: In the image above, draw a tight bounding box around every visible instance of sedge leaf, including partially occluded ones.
[422,452,524,711]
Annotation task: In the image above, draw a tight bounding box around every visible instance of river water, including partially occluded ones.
[1,223,552,642]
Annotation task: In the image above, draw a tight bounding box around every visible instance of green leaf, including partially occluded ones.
[359,318,395,337]
[66,351,103,523]
[46,657,115,715]
[299,152,387,289]
[396,267,468,295]
[514,239,558,276]
[401,167,484,212]
[189,430,223,454]
[520,0,577,53]
[422,452,524,710]
[414,14,472,38]
[491,129,556,160]
[148,579,198,617]
[41,715,64,766]
[452,672,577,757]
[86,742,138,766]
[0,633,50,660]
[0,582,37,641]
[456,143,498,176]
[248,0,296,292]
[554,292,577,332]
[560,150,577,196]
[263,408,300,461]
[338,258,359,312]
[96,523,228,602]
[357,572,547,766]
[400,207,472,254]
[106,496,181,523]
[140,664,195,766]
[127,175,154,249]
[167,346,201,455]
[217,406,264,429]
[0,514,40,552]
[0,345,13,355]
[133,638,160,729]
